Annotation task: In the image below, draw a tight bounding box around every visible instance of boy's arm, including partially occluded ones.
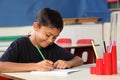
[0,61,36,72]
[54,56,83,69]
[68,56,83,67]
[0,60,54,73]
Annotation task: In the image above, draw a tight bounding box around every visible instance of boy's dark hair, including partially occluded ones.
[35,8,63,31]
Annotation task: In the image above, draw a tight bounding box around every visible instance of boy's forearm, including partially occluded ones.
[0,62,36,73]
[68,56,83,67]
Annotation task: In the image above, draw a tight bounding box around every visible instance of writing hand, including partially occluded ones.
[54,60,71,69]
[35,60,54,71]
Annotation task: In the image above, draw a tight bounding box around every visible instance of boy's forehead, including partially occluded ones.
[41,26,61,35]
[41,26,60,31]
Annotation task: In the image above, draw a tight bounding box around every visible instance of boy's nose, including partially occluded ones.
[48,37,54,43]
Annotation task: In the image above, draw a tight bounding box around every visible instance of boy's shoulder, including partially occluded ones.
[13,36,30,45]
[16,36,29,41]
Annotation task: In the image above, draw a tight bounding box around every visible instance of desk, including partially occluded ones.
[57,43,99,48]
[0,63,120,80]
[0,46,8,52]
[57,43,99,64]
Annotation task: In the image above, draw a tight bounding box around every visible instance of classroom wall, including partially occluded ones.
[0,11,120,62]
[57,23,103,57]
[0,23,103,58]
[0,0,110,26]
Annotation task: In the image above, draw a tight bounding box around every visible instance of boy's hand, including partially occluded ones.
[35,60,54,71]
[54,60,71,69]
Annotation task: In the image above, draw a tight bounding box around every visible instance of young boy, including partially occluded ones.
[0,8,83,72]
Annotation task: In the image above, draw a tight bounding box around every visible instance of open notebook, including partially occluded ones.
[31,69,81,76]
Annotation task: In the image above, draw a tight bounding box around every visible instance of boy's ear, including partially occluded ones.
[33,22,39,31]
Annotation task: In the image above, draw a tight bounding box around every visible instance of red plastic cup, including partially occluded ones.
[90,66,96,74]
[111,45,117,74]
[96,58,104,75]
[104,53,112,75]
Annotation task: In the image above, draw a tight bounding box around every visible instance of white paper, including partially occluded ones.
[31,69,81,76]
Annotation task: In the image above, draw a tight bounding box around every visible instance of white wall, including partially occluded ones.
[58,24,102,44]
[0,26,33,46]
[0,26,33,36]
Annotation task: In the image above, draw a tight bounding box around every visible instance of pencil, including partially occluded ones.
[35,45,46,60]
[110,41,113,53]
[103,41,107,52]
[91,41,98,59]
[102,41,106,53]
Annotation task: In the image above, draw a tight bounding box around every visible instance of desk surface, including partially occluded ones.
[0,63,120,80]
[0,46,8,52]
[57,43,99,48]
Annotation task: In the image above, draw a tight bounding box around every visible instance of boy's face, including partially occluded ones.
[34,24,61,48]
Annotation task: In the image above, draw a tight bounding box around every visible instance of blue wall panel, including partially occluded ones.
[0,0,110,27]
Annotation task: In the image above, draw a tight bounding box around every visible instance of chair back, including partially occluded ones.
[76,39,94,44]
[56,38,72,44]
[56,38,72,52]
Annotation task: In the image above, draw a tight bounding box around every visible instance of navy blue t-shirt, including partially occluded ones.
[0,37,75,63]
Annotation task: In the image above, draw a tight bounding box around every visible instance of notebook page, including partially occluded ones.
[31,69,81,76]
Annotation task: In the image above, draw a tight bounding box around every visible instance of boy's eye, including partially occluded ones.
[46,33,51,37]
[53,37,57,40]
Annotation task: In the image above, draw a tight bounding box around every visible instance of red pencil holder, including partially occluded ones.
[111,45,117,74]
[96,58,104,75]
[104,53,112,75]
[90,66,96,74]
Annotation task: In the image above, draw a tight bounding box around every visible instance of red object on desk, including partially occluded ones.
[111,45,117,74]
[96,58,104,75]
[104,53,112,75]
[90,66,96,74]
[74,39,95,64]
